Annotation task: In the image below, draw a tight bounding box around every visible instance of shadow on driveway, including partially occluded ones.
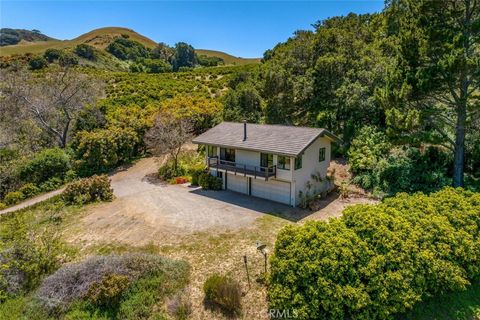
[189,187,314,222]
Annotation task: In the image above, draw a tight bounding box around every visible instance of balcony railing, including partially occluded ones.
[208,157,276,180]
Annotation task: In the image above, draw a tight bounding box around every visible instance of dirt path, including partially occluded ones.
[0,187,65,215]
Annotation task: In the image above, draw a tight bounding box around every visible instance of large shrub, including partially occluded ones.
[0,214,67,301]
[203,274,241,314]
[18,183,40,198]
[74,44,96,61]
[36,253,189,314]
[3,191,25,206]
[62,175,113,205]
[72,127,139,175]
[348,126,391,173]
[268,188,480,319]
[352,147,451,196]
[198,173,222,190]
[19,148,71,185]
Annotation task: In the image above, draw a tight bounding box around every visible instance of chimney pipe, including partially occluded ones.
[243,120,247,141]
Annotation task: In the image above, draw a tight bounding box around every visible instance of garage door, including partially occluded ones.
[251,179,291,205]
[226,173,248,194]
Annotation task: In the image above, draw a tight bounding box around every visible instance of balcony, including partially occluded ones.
[208,157,276,180]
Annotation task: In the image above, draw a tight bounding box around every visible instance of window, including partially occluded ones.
[260,153,273,168]
[220,148,235,162]
[207,145,217,157]
[319,147,326,162]
[277,156,291,170]
[295,155,302,170]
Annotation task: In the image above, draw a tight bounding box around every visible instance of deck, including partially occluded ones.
[208,157,276,180]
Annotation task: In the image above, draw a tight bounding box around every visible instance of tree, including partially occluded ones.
[223,83,263,122]
[0,67,104,148]
[28,56,47,70]
[384,0,480,186]
[144,112,193,173]
[172,42,197,71]
[74,44,96,61]
[151,42,175,61]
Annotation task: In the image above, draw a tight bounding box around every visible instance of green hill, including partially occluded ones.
[196,49,261,65]
[0,28,56,46]
[0,27,260,65]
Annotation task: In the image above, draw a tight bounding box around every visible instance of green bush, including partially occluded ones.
[0,214,67,301]
[352,147,451,196]
[29,56,48,70]
[86,273,130,308]
[73,127,139,176]
[44,48,63,62]
[4,191,25,205]
[62,175,113,205]
[39,177,63,192]
[348,126,391,173]
[198,173,222,190]
[190,169,205,186]
[268,188,480,319]
[74,44,96,60]
[0,202,6,210]
[18,183,40,198]
[19,148,71,185]
[158,160,186,181]
[203,274,241,314]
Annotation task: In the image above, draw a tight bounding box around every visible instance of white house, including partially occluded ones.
[192,122,340,207]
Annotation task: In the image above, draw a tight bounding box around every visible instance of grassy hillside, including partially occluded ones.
[0,28,56,46]
[0,27,260,65]
[196,49,261,65]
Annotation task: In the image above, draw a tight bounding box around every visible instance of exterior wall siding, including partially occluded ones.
[293,137,332,206]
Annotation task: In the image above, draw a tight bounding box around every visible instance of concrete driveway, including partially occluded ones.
[72,157,303,246]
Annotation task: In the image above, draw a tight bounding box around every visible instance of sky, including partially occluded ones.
[1,1,385,58]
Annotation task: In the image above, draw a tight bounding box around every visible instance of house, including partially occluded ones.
[192,122,340,207]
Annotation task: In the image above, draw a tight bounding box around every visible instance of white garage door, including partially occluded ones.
[251,179,291,205]
[226,174,248,194]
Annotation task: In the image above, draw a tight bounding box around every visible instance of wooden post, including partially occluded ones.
[243,255,251,289]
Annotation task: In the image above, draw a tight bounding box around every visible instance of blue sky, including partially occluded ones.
[1,1,385,58]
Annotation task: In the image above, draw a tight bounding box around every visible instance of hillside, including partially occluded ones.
[197,49,261,65]
[0,27,260,65]
[0,28,56,46]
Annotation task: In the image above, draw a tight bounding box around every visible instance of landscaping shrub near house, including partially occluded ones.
[268,187,480,320]
[203,274,241,314]
[198,173,222,190]
[62,175,113,205]
[190,169,205,186]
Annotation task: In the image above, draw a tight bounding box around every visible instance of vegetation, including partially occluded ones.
[35,253,189,318]
[268,188,480,319]
[62,175,113,205]
[0,28,53,46]
[198,172,223,190]
[203,274,242,314]
[145,112,193,175]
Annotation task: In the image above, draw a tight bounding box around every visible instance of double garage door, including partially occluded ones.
[226,173,291,205]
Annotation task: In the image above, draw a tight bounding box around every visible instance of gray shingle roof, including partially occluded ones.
[192,122,340,156]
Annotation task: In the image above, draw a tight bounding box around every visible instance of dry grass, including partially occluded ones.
[79,214,290,319]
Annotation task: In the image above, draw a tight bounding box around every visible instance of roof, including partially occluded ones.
[192,122,341,157]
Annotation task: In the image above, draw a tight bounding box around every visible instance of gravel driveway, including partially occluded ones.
[72,157,302,245]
